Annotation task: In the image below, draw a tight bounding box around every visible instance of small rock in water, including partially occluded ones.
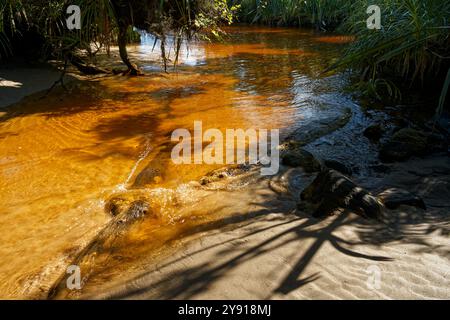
[104,197,129,216]
[379,128,428,162]
[323,159,352,176]
[369,164,391,174]
[200,164,251,185]
[364,124,384,141]
[126,200,152,220]
[378,188,426,210]
[200,170,228,185]
[280,144,321,173]
[427,132,448,153]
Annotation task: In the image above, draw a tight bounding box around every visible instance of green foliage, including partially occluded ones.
[233,0,449,108]
[350,78,402,102]
[232,0,346,29]
[0,0,236,61]
[0,0,25,58]
[335,0,450,106]
[336,0,450,83]
[437,68,450,116]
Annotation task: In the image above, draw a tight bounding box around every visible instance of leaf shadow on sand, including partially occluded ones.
[92,189,398,300]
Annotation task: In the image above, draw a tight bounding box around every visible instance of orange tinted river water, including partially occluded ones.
[0,26,354,298]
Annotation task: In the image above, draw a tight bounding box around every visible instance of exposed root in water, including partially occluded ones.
[43,59,69,97]
[47,195,155,299]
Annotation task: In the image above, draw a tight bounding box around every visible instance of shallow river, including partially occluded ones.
[0,26,361,298]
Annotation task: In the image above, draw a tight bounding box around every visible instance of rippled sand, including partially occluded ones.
[81,157,450,300]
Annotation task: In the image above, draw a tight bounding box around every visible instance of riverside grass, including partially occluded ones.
[0,0,235,60]
[232,0,346,28]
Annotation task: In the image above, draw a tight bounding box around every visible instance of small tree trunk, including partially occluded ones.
[118,25,141,76]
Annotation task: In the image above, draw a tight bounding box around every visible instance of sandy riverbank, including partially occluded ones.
[62,155,450,300]
[0,63,68,109]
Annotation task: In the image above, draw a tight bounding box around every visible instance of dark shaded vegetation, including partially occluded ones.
[336,0,449,115]
[231,0,449,113]
[1,1,448,111]
[0,0,235,73]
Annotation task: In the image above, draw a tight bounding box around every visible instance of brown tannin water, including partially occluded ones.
[0,26,359,298]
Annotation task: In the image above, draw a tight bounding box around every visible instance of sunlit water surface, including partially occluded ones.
[0,26,361,298]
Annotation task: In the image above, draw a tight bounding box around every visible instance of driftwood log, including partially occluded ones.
[300,169,385,220]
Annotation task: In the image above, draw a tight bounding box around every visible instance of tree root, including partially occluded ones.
[121,65,143,76]
[71,60,111,75]
[117,22,144,76]
[42,59,69,97]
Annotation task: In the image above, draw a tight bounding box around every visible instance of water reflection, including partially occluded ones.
[0,26,356,298]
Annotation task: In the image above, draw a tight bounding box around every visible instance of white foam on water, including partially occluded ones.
[109,134,153,195]
[124,134,153,186]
